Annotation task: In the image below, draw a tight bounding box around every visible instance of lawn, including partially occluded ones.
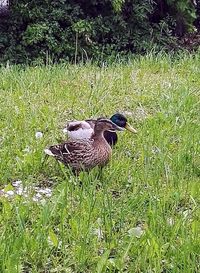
[0,53,199,273]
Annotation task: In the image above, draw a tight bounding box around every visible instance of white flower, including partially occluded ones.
[35,131,43,139]
[40,199,46,205]
[45,193,52,198]
[128,226,144,238]
[97,218,102,225]
[37,188,52,195]
[167,217,175,226]
[35,193,42,199]
[23,146,31,153]
[182,209,192,219]
[32,196,40,202]
[93,228,103,240]
[63,128,68,134]
[44,188,52,194]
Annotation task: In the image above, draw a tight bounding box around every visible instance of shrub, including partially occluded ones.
[0,0,197,63]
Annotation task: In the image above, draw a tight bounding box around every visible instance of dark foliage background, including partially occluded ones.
[0,0,198,64]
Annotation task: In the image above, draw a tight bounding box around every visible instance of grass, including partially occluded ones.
[0,53,200,272]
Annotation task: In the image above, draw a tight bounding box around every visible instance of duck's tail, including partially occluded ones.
[44,145,64,159]
[44,148,55,156]
[44,145,66,166]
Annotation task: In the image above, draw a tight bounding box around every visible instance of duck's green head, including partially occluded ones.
[110,113,137,133]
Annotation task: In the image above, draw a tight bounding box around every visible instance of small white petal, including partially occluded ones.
[38,188,52,194]
[22,187,28,193]
[167,217,174,226]
[12,180,22,187]
[45,193,52,198]
[6,190,15,196]
[123,110,133,116]
[40,199,46,205]
[35,131,43,139]
[35,193,42,199]
[63,128,68,134]
[93,228,103,240]
[44,188,52,193]
[16,188,23,195]
[23,146,31,153]
[32,196,39,202]
[182,209,191,219]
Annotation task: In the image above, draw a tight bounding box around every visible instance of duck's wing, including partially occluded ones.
[67,121,82,131]
[85,119,96,129]
[45,140,91,164]
[64,120,94,140]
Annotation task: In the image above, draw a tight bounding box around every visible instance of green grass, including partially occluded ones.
[0,53,200,273]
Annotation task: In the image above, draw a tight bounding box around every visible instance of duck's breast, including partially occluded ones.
[88,140,112,168]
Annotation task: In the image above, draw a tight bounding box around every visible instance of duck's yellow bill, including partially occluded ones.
[125,123,137,133]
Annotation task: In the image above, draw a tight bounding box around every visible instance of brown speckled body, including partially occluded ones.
[49,136,111,173]
[46,119,121,174]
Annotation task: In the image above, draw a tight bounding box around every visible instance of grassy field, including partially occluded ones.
[0,53,199,273]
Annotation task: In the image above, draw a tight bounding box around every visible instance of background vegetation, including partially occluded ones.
[0,53,199,272]
[0,0,199,64]
[0,1,199,272]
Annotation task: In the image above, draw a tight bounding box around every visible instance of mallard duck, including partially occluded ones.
[63,113,137,146]
[45,119,123,174]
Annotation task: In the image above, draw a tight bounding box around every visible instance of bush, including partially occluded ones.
[0,0,197,63]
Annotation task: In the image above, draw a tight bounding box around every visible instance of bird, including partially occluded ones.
[63,113,137,146]
[44,119,124,175]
